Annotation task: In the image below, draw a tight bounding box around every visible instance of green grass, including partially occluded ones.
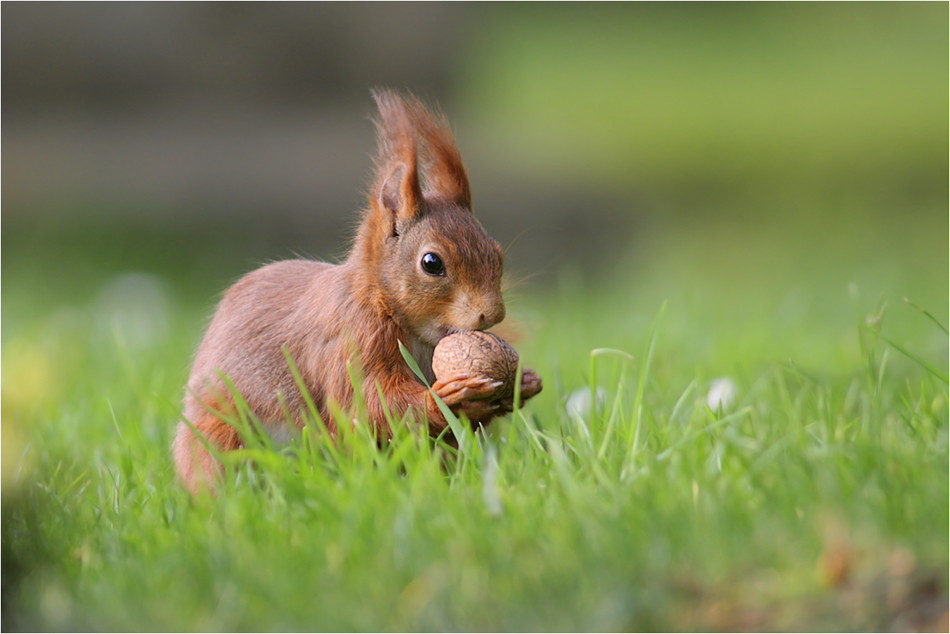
[3,210,947,632]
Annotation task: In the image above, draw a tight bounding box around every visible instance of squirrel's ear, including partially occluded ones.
[378,161,423,233]
[404,99,471,210]
[371,89,425,234]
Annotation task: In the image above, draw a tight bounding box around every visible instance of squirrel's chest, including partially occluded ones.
[402,337,435,385]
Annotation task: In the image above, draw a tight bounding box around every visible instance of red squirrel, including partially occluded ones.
[174,90,543,492]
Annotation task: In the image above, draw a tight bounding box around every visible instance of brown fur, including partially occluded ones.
[174,90,542,493]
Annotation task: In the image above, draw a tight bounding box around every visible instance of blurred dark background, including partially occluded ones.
[3,2,947,313]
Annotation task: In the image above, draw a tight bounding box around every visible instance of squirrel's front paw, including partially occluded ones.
[452,398,504,424]
[519,368,543,402]
[432,373,504,425]
[433,373,501,406]
[494,368,543,414]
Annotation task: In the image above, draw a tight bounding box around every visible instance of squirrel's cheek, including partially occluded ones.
[400,296,452,341]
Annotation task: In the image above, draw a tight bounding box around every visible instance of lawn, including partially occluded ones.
[2,203,946,631]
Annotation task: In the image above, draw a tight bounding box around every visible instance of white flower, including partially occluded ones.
[482,445,503,517]
[706,377,738,411]
[565,387,607,419]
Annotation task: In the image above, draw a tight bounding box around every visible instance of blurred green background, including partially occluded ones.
[4,2,946,304]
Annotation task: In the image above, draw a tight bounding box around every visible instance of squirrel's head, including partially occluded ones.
[353,89,505,346]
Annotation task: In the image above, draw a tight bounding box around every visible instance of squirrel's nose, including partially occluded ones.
[477,302,506,330]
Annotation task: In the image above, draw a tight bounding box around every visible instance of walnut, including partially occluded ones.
[432,331,519,399]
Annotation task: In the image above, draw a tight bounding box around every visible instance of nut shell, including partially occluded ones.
[432,331,519,399]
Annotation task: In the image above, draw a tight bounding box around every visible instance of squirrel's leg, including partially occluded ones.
[173,412,242,494]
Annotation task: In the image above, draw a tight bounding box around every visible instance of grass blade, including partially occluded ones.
[622,301,666,480]
[867,326,949,384]
[904,296,949,335]
[398,340,469,454]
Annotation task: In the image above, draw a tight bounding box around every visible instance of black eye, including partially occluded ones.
[420,252,446,277]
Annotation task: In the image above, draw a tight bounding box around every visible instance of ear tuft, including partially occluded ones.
[370,88,472,212]
[403,97,472,209]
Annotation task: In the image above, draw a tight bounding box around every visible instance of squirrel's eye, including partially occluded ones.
[420,252,446,277]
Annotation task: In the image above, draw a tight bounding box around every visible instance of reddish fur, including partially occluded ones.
[173,398,244,494]
[174,90,542,492]
[402,94,471,207]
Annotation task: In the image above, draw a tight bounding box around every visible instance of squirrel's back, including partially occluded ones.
[185,259,344,425]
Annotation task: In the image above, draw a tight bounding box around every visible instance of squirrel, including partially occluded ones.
[174,89,543,492]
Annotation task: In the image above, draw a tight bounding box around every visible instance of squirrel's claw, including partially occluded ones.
[432,373,505,425]
[432,374,500,406]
